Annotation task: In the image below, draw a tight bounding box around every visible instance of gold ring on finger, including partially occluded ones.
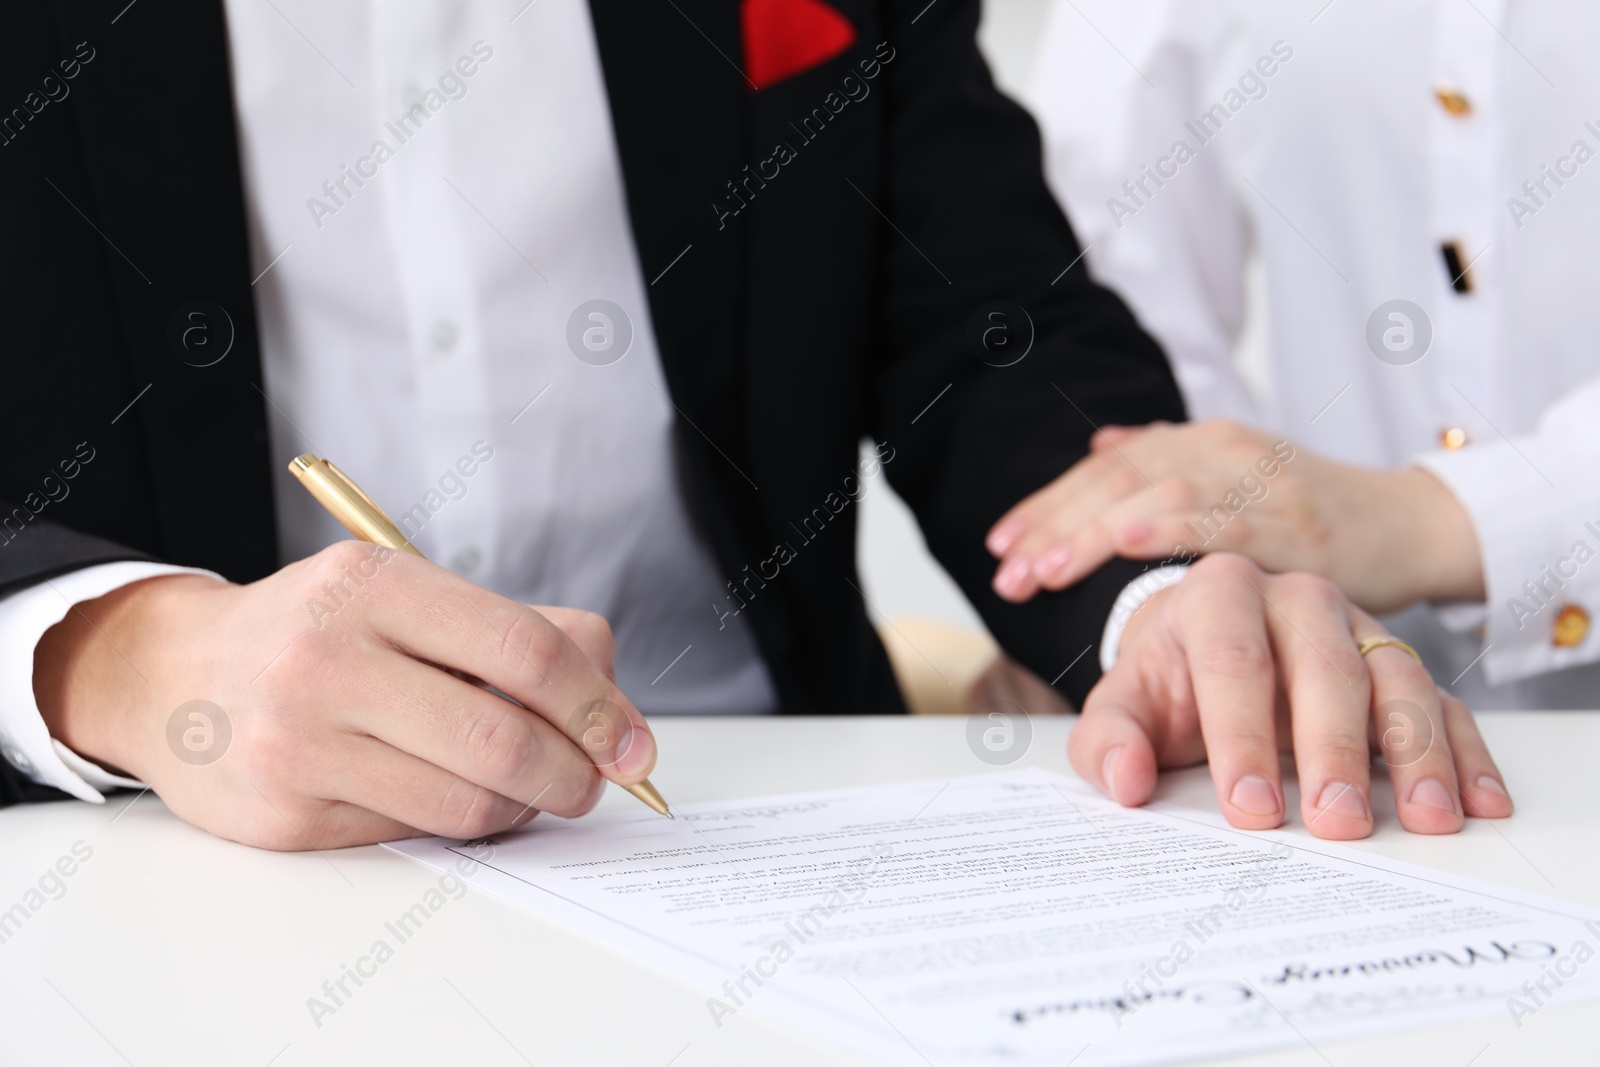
[1356,636,1422,664]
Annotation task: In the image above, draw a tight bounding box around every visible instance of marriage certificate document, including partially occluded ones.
[386,770,1600,1065]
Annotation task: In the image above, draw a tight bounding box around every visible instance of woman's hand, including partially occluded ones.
[986,419,1484,614]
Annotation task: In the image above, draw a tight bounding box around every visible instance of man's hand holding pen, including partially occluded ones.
[32,543,658,849]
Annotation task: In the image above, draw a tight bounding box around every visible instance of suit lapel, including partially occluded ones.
[586,0,750,477]
[51,0,278,579]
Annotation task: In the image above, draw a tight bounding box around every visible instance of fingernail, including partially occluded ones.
[993,556,1032,598]
[615,724,657,779]
[1032,544,1073,583]
[1314,781,1370,821]
[1475,774,1509,798]
[1229,774,1280,816]
[1101,745,1125,801]
[987,519,1025,556]
[1116,522,1153,545]
[1409,777,1458,813]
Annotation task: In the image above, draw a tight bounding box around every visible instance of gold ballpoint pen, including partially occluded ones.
[288,454,672,818]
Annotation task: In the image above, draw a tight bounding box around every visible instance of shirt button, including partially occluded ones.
[432,319,459,353]
[1554,604,1590,647]
[451,546,482,575]
[1434,83,1472,117]
[2,742,35,775]
[1440,427,1469,450]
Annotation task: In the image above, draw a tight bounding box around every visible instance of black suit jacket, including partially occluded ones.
[0,0,1183,806]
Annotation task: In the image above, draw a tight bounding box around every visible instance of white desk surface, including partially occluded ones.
[2,712,1597,1067]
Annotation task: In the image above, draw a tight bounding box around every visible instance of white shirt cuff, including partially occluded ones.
[1099,565,1190,673]
[1415,438,1600,685]
[0,561,219,802]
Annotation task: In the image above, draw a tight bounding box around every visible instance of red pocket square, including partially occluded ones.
[741,0,857,90]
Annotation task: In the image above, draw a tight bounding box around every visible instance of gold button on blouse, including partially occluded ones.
[1441,427,1469,450]
[1435,83,1472,117]
[1554,604,1590,648]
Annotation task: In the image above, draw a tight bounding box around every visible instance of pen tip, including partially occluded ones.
[625,778,673,817]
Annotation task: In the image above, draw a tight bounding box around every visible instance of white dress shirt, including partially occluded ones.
[0,0,778,801]
[1030,0,1600,707]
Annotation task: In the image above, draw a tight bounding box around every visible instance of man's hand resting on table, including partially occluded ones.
[31,542,656,850]
[1073,553,1513,840]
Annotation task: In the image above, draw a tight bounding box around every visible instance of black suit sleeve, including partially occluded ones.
[0,499,155,597]
[0,499,152,806]
[868,0,1186,708]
